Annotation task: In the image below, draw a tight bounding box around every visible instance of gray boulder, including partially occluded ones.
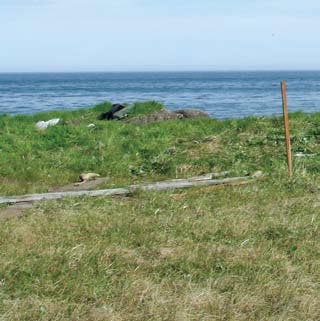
[128,109,183,124]
[174,109,210,119]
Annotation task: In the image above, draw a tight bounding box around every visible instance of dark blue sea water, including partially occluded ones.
[0,71,320,119]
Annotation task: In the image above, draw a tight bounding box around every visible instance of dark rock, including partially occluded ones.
[99,104,126,120]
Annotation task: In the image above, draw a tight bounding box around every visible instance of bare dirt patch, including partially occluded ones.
[0,202,33,219]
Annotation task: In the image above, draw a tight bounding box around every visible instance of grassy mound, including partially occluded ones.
[1,101,320,196]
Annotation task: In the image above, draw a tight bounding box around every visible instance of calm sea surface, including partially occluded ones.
[0,71,320,119]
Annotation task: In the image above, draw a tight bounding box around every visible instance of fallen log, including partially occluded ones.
[0,175,257,205]
[133,176,250,192]
[0,188,129,204]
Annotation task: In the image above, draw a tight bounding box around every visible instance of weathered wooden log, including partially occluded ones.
[0,188,129,204]
[133,176,249,192]
[0,176,255,205]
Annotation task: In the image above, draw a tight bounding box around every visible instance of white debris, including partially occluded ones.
[36,118,60,130]
[295,152,315,158]
[87,123,96,128]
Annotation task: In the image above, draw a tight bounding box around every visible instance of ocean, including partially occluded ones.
[0,71,320,119]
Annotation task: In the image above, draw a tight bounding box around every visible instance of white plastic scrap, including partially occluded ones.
[36,118,60,130]
[295,152,315,158]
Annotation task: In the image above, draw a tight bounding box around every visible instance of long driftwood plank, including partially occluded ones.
[0,188,129,204]
[133,176,249,191]
[0,176,253,205]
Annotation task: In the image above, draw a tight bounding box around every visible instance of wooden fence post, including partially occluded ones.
[280,81,293,177]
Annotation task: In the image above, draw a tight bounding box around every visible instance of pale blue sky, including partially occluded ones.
[1,0,320,72]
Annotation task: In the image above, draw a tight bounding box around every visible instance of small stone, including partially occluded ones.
[79,173,100,182]
[251,171,263,178]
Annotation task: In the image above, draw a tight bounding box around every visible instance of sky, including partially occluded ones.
[1,0,320,72]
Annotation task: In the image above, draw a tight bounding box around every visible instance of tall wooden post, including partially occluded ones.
[281,81,292,177]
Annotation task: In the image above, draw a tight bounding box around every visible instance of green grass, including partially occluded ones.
[1,101,320,196]
[1,102,320,320]
[1,179,320,320]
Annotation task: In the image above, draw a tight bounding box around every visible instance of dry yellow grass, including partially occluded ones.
[1,176,320,320]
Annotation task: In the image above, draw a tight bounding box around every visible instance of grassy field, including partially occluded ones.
[0,102,320,320]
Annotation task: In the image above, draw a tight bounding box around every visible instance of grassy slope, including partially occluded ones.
[1,102,320,320]
[1,101,320,196]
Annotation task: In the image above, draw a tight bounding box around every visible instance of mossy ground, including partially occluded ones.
[0,102,320,320]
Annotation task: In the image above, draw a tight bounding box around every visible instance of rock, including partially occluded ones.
[113,104,135,120]
[174,109,210,119]
[128,109,183,124]
[79,173,101,183]
[36,118,60,130]
[127,108,210,124]
[51,177,110,192]
[99,104,125,120]
[251,171,263,178]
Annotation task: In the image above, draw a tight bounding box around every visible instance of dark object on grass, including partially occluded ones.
[99,104,126,120]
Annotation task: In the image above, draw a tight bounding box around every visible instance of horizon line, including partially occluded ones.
[1,69,320,74]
